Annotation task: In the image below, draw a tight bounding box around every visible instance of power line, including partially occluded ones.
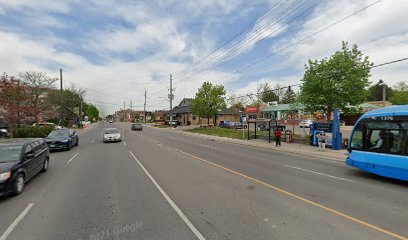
[174,0,316,85]
[172,0,289,77]
[174,0,384,98]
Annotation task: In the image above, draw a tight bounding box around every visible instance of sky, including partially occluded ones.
[0,0,407,116]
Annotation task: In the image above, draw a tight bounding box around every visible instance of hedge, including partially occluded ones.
[11,126,55,138]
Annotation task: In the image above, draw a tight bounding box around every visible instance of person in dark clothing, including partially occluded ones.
[274,129,282,147]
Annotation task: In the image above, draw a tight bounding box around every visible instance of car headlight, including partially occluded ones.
[0,171,11,181]
[62,139,69,143]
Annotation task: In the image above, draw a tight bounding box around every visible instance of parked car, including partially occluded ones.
[45,129,79,151]
[0,138,49,196]
[299,120,314,128]
[131,123,143,131]
[103,128,121,143]
[0,129,10,138]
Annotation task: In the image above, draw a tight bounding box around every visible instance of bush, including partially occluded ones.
[11,126,55,138]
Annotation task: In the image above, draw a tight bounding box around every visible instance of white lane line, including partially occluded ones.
[129,151,205,240]
[284,165,353,182]
[89,139,95,143]
[198,144,216,150]
[66,152,79,164]
[123,141,127,146]
[0,203,35,240]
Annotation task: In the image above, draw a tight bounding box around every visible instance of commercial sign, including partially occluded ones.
[245,106,257,113]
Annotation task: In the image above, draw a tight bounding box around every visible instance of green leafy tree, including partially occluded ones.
[281,86,296,104]
[368,80,393,101]
[390,81,408,105]
[83,103,99,122]
[300,42,372,120]
[259,83,279,103]
[191,82,226,125]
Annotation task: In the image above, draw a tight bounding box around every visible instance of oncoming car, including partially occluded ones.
[103,128,121,143]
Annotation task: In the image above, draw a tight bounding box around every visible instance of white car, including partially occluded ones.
[299,120,314,128]
[103,128,121,142]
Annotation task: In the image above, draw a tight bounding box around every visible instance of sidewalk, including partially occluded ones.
[149,125,348,162]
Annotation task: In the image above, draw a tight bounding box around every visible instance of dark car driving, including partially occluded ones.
[45,129,79,151]
[131,123,143,131]
[0,138,49,196]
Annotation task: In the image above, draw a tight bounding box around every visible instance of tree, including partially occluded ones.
[191,82,226,125]
[368,80,393,101]
[19,71,58,123]
[300,42,372,120]
[281,86,296,104]
[83,103,99,122]
[390,81,408,105]
[259,83,279,103]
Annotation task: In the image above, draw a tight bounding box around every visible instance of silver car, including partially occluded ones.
[103,128,121,143]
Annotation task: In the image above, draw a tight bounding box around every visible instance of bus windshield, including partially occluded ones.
[350,116,408,155]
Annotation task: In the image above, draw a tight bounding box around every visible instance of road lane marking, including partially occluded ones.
[198,144,216,150]
[284,165,353,182]
[168,136,177,140]
[0,203,34,240]
[66,152,79,164]
[129,151,205,240]
[123,141,127,146]
[90,139,95,143]
[136,133,161,144]
[165,147,406,240]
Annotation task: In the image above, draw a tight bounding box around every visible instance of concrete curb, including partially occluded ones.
[147,125,346,162]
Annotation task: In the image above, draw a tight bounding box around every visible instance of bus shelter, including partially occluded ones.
[247,118,286,143]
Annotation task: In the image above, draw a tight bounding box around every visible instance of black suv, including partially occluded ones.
[0,138,50,196]
[131,123,143,131]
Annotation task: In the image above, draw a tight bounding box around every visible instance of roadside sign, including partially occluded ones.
[245,106,257,113]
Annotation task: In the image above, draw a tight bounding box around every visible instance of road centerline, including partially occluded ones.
[284,164,353,182]
[129,151,205,240]
[0,203,35,240]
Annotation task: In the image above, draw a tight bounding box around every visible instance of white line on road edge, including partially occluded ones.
[67,152,79,164]
[90,139,95,143]
[123,141,127,146]
[284,165,353,182]
[129,151,205,240]
[0,203,34,240]
[198,144,216,150]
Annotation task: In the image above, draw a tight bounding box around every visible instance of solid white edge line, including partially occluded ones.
[66,152,79,164]
[129,151,205,240]
[198,144,216,150]
[0,203,34,240]
[284,165,353,182]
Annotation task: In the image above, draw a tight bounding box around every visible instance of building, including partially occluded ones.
[217,108,239,122]
[262,103,306,121]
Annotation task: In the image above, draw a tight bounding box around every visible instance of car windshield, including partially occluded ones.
[104,129,119,134]
[0,145,22,162]
[48,130,69,138]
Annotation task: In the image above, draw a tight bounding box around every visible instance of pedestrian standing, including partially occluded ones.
[318,131,326,151]
[274,128,282,147]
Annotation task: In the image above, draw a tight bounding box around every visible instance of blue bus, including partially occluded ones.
[346,105,408,181]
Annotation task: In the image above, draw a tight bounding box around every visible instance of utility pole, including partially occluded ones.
[144,89,147,123]
[130,100,133,122]
[16,80,20,128]
[59,69,64,127]
[79,96,83,127]
[123,101,126,122]
[169,74,174,128]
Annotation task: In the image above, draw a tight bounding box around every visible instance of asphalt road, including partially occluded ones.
[0,122,407,240]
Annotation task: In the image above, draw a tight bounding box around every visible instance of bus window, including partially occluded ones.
[350,125,363,150]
